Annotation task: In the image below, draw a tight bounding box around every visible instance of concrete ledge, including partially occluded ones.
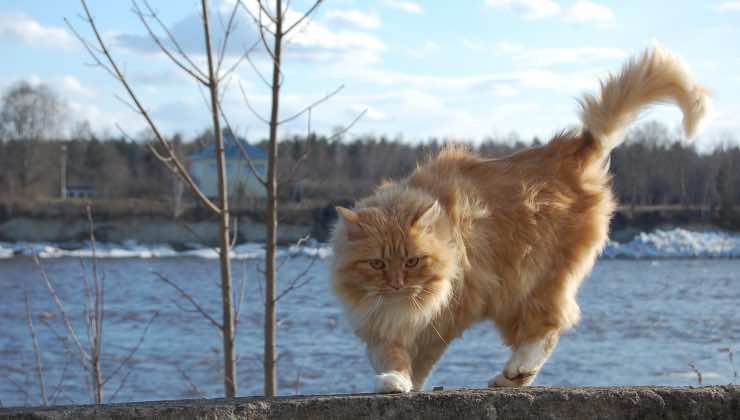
[2,386,739,420]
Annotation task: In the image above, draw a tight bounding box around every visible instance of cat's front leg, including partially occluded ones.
[489,331,559,387]
[367,341,413,393]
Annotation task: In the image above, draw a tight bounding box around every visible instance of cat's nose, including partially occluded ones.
[389,275,404,289]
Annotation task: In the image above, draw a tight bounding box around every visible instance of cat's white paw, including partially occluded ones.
[375,371,412,393]
[488,372,535,388]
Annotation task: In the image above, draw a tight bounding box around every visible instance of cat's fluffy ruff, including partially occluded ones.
[330,45,709,392]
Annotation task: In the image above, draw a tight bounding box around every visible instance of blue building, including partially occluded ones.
[188,132,268,202]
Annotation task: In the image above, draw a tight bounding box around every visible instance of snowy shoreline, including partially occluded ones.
[2,228,740,260]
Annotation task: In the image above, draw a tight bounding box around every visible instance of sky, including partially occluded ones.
[1,0,739,149]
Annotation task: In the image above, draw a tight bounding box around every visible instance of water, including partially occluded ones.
[1,256,739,407]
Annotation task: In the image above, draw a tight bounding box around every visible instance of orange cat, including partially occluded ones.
[331,46,709,392]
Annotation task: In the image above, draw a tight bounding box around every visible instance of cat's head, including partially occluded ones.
[330,187,459,333]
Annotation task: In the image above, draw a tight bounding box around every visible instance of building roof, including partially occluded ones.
[189,132,267,161]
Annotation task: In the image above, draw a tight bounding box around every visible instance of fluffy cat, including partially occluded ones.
[330,45,709,393]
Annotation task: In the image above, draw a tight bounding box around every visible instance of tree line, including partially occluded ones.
[1,82,739,226]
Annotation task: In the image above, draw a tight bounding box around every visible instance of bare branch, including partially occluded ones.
[274,252,319,303]
[64,19,118,81]
[33,255,90,365]
[219,39,260,83]
[282,108,366,183]
[135,0,209,84]
[147,143,174,165]
[239,81,270,125]
[108,364,134,403]
[115,123,143,144]
[49,352,72,405]
[71,0,221,215]
[102,310,160,385]
[216,0,241,74]
[327,108,367,142]
[230,216,239,248]
[153,271,223,331]
[234,261,248,328]
[279,84,344,126]
[176,365,208,398]
[284,0,323,35]
[245,49,272,89]
[240,1,277,63]
[256,0,277,23]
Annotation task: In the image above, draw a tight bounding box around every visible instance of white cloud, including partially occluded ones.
[349,104,386,121]
[0,13,76,49]
[114,4,385,65]
[495,43,627,66]
[58,76,94,98]
[485,0,561,20]
[382,0,424,14]
[326,10,381,29]
[564,1,615,23]
[408,41,439,58]
[717,2,740,12]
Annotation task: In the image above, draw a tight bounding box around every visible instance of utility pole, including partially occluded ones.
[60,144,67,199]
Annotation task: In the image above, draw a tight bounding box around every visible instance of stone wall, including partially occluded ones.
[2,386,739,420]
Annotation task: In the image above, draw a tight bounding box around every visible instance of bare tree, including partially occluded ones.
[240,0,364,396]
[67,0,242,396]
[0,82,68,195]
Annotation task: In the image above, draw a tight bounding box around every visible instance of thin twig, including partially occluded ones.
[278,84,344,125]
[135,0,209,84]
[49,352,72,405]
[239,81,270,124]
[284,0,323,35]
[152,271,223,331]
[274,252,319,303]
[688,362,703,385]
[176,365,209,398]
[216,0,241,74]
[24,289,48,406]
[33,256,90,366]
[102,310,160,385]
[219,105,268,187]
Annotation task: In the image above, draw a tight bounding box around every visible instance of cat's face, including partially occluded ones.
[331,199,458,326]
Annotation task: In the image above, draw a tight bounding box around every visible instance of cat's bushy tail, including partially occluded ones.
[579,44,710,155]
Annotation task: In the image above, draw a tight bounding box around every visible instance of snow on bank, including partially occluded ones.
[602,228,740,259]
[1,229,739,260]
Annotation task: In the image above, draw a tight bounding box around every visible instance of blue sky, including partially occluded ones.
[1,0,739,149]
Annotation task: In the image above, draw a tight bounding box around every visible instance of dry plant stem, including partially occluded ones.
[201,0,237,398]
[85,206,104,404]
[68,0,220,214]
[33,256,89,372]
[177,365,209,398]
[688,362,703,385]
[24,289,48,406]
[262,0,284,397]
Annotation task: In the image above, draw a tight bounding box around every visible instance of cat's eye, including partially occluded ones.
[405,256,420,268]
[368,259,386,270]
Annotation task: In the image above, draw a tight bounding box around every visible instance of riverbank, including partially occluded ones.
[1,198,738,245]
[2,387,738,419]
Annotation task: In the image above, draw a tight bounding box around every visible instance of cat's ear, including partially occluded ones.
[412,201,442,229]
[335,206,359,225]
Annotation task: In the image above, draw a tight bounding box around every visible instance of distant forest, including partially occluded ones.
[1,120,739,226]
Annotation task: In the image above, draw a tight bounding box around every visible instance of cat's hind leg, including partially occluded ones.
[488,330,559,387]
